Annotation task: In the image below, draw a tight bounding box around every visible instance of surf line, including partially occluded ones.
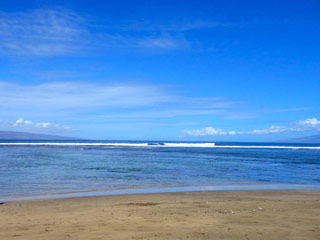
[0,142,319,149]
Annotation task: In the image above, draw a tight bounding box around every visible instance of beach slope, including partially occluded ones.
[0,190,319,240]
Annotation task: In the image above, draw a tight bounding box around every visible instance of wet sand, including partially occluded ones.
[0,190,319,240]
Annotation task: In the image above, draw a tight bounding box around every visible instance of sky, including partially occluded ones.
[0,0,319,141]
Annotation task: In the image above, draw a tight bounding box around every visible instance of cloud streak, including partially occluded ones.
[0,81,245,124]
[137,35,189,50]
[0,7,88,56]
[121,19,233,32]
[0,7,233,56]
[184,118,320,137]
[0,7,188,55]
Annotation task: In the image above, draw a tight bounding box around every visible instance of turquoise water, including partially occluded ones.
[0,141,320,200]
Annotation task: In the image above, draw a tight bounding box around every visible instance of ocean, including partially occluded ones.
[1,141,320,201]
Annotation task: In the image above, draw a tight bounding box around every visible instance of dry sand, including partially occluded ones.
[0,190,319,240]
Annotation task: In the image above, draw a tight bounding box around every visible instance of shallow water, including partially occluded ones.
[1,141,320,200]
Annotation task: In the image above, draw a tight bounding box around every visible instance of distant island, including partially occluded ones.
[278,134,320,144]
[0,131,82,140]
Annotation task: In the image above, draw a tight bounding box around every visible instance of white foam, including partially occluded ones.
[162,143,216,147]
[0,142,215,147]
[0,142,319,149]
[212,145,320,150]
[162,143,319,149]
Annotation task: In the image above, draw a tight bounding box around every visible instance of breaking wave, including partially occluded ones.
[0,142,319,149]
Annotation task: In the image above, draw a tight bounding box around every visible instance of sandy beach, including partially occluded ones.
[0,190,319,240]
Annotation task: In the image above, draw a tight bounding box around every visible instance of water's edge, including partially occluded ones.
[4,184,320,202]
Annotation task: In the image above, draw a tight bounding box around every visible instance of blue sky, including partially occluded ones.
[0,0,319,141]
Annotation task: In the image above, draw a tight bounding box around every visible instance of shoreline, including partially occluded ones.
[3,183,320,202]
[1,190,319,240]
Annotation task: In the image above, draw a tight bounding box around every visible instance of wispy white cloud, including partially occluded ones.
[137,35,189,50]
[11,117,71,131]
[0,7,234,56]
[13,117,32,127]
[183,118,320,137]
[260,107,308,113]
[247,118,320,134]
[0,7,88,56]
[122,19,233,32]
[100,19,232,51]
[0,81,174,110]
[248,126,287,134]
[184,127,230,137]
[296,117,320,128]
[0,81,244,123]
[0,7,189,55]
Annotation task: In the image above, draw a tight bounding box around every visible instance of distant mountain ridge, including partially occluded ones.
[0,131,82,140]
[277,134,320,143]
